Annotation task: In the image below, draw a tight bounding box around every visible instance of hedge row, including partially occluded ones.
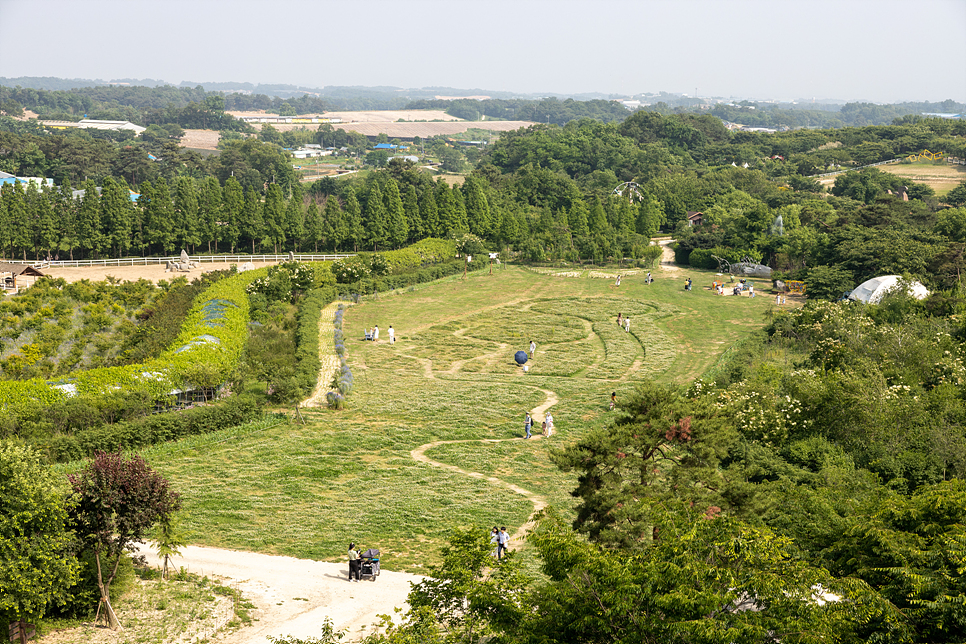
[336,257,487,296]
[377,238,458,273]
[678,246,765,269]
[294,286,338,395]
[39,394,263,463]
[0,268,267,442]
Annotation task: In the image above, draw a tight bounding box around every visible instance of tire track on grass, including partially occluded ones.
[409,387,558,549]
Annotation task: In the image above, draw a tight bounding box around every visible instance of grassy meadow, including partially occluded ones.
[140,264,776,573]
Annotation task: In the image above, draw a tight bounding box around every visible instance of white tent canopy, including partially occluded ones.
[848,275,929,304]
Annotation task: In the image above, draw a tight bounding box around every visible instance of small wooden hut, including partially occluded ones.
[0,263,46,293]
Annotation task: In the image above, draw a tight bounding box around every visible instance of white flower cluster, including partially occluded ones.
[717,386,808,447]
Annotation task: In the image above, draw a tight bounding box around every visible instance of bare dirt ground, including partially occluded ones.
[134,545,424,644]
[227,110,460,123]
[181,129,222,150]
[42,262,278,285]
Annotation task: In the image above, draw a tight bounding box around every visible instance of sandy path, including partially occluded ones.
[135,544,424,643]
[657,239,679,271]
[42,262,278,285]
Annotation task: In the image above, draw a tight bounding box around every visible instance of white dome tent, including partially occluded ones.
[847,275,929,304]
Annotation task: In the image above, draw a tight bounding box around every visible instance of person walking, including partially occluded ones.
[544,411,554,437]
[624,317,630,333]
[615,274,622,287]
[610,392,617,410]
[647,272,652,284]
[749,284,755,298]
[500,527,510,557]
[490,527,501,558]
[373,325,380,341]
[348,543,360,581]
[524,412,532,439]
[776,293,781,306]
[388,325,395,344]
[617,313,623,327]
[529,339,536,359]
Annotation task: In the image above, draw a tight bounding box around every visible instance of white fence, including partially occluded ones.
[811,158,901,179]
[5,254,356,269]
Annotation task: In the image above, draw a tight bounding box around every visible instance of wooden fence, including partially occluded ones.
[4,254,356,269]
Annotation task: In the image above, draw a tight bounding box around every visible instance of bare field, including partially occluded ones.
[41,261,279,284]
[875,162,966,195]
[227,109,460,123]
[180,129,221,150]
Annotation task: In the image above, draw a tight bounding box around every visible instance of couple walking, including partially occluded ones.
[490,526,511,559]
[524,411,553,438]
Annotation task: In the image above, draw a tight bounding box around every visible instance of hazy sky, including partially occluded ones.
[1,0,964,103]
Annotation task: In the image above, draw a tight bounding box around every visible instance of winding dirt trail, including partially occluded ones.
[409,387,558,547]
[657,238,679,271]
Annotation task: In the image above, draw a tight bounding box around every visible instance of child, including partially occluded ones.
[610,392,617,410]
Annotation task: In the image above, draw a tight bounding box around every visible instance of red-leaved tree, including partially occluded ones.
[69,451,181,629]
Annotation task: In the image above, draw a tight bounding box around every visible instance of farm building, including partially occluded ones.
[0,263,46,293]
[40,119,147,134]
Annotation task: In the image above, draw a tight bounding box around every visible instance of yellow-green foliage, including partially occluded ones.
[380,238,458,274]
[0,269,266,418]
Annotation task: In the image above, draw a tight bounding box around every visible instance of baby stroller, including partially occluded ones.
[359,548,380,581]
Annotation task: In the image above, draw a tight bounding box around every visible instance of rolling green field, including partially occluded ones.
[141,265,775,573]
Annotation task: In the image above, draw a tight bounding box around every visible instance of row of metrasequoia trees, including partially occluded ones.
[0,174,500,260]
[0,169,662,262]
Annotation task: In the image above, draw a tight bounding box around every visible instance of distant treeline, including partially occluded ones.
[405,97,634,126]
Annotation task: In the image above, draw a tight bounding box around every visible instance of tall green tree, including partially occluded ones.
[221,177,244,253]
[464,176,492,239]
[322,196,345,252]
[285,182,305,251]
[240,186,264,254]
[0,444,79,629]
[173,176,200,253]
[99,177,132,257]
[383,178,408,248]
[420,184,440,238]
[32,186,58,259]
[304,200,323,252]
[343,186,363,252]
[263,183,286,253]
[364,183,388,250]
[404,184,421,241]
[198,176,223,254]
[143,178,176,254]
[75,179,103,259]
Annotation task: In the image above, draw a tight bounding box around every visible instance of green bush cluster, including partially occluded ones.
[39,395,262,463]
[685,247,764,269]
[336,257,486,296]
[0,269,265,445]
[376,238,458,273]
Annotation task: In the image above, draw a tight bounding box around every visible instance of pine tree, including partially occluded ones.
[198,177,223,254]
[323,196,345,251]
[304,201,323,252]
[569,198,591,238]
[222,177,243,253]
[240,187,264,254]
[383,178,408,249]
[174,177,200,254]
[452,183,469,233]
[420,185,440,238]
[99,177,132,257]
[285,182,305,252]
[464,177,491,239]
[76,179,103,259]
[343,186,363,252]
[588,196,610,237]
[55,179,76,260]
[263,184,286,254]
[404,184,421,241]
[436,181,457,236]
[364,183,388,250]
[148,178,177,254]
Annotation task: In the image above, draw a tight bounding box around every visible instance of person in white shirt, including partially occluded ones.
[374,325,380,341]
[388,325,395,344]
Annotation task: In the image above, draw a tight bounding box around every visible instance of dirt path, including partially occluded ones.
[302,302,346,407]
[409,387,557,548]
[133,544,424,644]
[657,239,679,271]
